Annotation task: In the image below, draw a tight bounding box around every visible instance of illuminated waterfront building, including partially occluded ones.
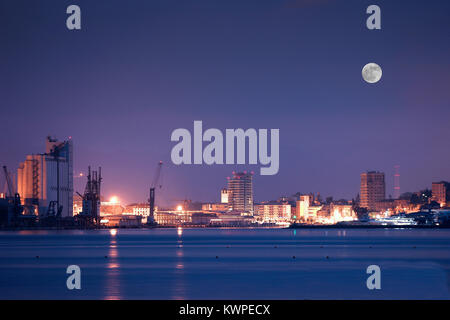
[100,197,124,216]
[202,203,228,212]
[154,211,192,225]
[128,203,151,216]
[297,195,320,221]
[360,171,385,211]
[295,195,323,223]
[122,204,160,224]
[17,137,73,217]
[432,181,450,207]
[297,195,312,220]
[227,171,254,215]
[254,202,291,223]
[329,203,357,223]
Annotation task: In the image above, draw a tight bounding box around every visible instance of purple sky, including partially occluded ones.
[1,0,449,206]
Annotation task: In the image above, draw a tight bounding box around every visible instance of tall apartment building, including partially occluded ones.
[17,137,73,217]
[227,171,253,215]
[360,171,385,211]
[432,181,450,207]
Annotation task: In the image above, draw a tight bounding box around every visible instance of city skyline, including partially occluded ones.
[5,135,450,228]
[5,139,445,207]
[1,0,449,204]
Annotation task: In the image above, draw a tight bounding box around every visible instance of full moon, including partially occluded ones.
[362,63,382,83]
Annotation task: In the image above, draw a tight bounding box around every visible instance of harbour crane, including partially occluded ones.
[2,166,14,198]
[148,161,163,226]
[2,166,23,218]
[76,166,102,224]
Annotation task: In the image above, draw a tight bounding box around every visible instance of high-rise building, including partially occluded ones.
[360,171,385,211]
[17,137,73,217]
[227,171,253,215]
[432,181,450,207]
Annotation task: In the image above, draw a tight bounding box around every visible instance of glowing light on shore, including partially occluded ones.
[109,196,119,204]
[74,172,84,179]
[176,205,183,211]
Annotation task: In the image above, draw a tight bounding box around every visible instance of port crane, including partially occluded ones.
[76,166,102,224]
[2,166,14,198]
[148,161,163,226]
[2,166,23,218]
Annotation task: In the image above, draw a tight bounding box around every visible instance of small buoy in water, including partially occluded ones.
[216,256,219,259]
[274,246,277,248]
[326,256,329,259]
[104,255,108,258]
[292,256,296,259]
[413,246,417,248]
[36,256,39,259]
[320,246,323,248]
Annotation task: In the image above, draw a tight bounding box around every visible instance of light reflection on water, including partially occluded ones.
[0,228,450,299]
[173,227,186,299]
[105,229,121,300]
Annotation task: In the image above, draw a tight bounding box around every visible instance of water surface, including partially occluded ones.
[0,228,449,299]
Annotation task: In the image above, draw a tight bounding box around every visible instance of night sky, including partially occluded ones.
[1,0,449,206]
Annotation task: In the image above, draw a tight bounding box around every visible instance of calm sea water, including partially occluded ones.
[0,228,449,300]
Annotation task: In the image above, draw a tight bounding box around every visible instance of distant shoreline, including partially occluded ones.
[289,224,450,229]
[1,224,449,231]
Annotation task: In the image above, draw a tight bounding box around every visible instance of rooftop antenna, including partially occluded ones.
[394,165,400,199]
